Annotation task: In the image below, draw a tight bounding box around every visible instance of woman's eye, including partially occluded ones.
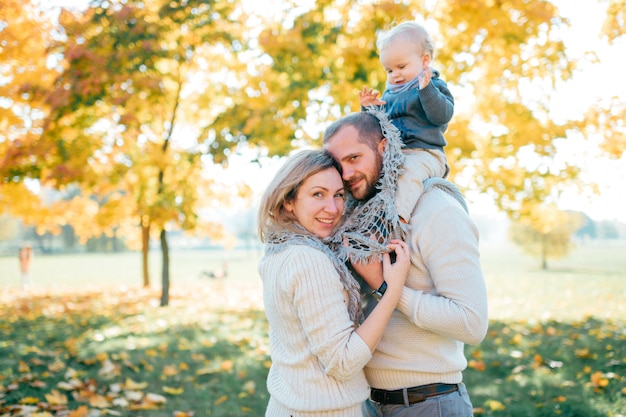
[313,192,323,197]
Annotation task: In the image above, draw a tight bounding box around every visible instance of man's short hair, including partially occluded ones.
[322,112,382,151]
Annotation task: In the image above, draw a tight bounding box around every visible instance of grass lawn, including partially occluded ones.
[1,241,625,416]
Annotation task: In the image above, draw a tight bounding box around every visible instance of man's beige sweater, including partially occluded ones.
[364,185,489,390]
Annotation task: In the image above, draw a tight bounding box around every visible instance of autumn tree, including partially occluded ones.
[219,1,624,243]
[0,0,58,225]
[509,205,585,269]
[20,0,247,304]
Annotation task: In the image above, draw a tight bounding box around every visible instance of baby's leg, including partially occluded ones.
[396,149,448,222]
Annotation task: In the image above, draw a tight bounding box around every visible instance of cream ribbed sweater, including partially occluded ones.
[364,186,489,390]
[259,245,372,416]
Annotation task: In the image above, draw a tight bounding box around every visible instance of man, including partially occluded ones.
[323,110,488,417]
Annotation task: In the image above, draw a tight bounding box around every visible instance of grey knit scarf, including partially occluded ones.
[264,225,364,324]
[331,107,408,266]
[331,107,468,266]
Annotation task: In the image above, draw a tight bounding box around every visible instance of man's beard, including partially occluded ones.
[360,150,383,201]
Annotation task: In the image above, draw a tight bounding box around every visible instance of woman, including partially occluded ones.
[257,149,410,417]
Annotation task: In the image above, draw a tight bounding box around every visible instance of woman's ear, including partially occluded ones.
[283,201,293,213]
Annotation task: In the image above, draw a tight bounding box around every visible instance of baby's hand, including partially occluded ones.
[359,87,386,107]
[418,66,432,90]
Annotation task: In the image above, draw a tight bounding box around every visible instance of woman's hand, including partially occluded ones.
[381,239,410,295]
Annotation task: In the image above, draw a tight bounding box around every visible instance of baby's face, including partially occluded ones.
[380,37,426,85]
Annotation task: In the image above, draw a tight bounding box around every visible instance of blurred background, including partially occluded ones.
[1,0,625,294]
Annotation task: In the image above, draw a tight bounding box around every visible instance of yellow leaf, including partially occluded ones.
[179,362,189,370]
[509,333,523,345]
[468,359,486,371]
[242,380,255,394]
[45,389,68,405]
[19,397,40,404]
[163,386,184,395]
[553,396,567,403]
[162,365,178,376]
[220,360,233,372]
[68,406,90,417]
[89,394,112,408]
[18,361,31,373]
[214,395,227,405]
[31,413,54,417]
[125,378,148,390]
[129,401,160,411]
[485,400,506,411]
[575,348,592,358]
[173,411,195,417]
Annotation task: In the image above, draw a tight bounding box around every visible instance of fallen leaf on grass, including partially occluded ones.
[19,397,40,404]
[484,399,506,411]
[124,378,148,390]
[241,380,255,394]
[145,393,166,404]
[45,389,68,405]
[162,365,178,376]
[68,405,89,417]
[162,386,184,395]
[214,395,227,405]
[89,393,112,408]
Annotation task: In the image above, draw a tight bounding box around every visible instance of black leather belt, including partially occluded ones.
[370,383,459,405]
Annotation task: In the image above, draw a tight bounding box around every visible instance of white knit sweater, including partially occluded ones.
[259,245,372,415]
[364,185,489,390]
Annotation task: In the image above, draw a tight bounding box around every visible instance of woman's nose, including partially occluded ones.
[324,198,339,214]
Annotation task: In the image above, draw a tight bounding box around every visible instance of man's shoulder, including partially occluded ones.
[419,178,468,213]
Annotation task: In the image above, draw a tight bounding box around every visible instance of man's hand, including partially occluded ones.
[359,87,386,107]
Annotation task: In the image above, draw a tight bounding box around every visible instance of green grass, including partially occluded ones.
[1,242,625,416]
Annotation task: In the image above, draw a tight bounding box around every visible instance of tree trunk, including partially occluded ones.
[141,220,150,287]
[541,238,548,270]
[160,228,170,307]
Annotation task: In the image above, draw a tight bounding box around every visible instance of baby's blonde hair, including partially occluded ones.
[376,21,435,59]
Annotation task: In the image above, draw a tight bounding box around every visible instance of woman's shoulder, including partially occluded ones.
[264,243,335,267]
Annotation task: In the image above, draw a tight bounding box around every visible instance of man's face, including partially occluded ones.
[324,125,385,201]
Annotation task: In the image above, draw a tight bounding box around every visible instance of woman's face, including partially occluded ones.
[284,167,345,238]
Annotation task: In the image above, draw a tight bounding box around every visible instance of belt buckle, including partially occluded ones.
[407,391,426,404]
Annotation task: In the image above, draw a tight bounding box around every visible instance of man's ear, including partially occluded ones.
[378,137,387,155]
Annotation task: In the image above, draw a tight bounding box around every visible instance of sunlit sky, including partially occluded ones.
[46,0,626,222]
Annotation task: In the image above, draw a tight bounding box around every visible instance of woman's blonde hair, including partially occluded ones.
[257,149,340,242]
